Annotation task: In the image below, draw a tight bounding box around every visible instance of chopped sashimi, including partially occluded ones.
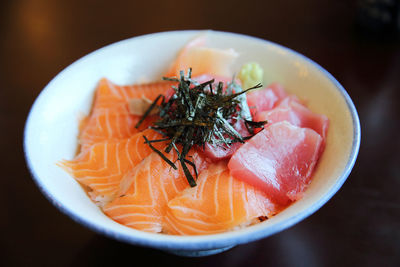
[201,142,242,162]
[276,95,303,107]
[201,119,250,162]
[103,148,208,233]
[79,111,158,146]
[91,78,175,111]
[59,37,331,236]
[59,129,165,205]
[228,121,322,205]
[166,35,238,77]
[255,107,300,126]
[255,99,329,140]
[268,82,287,99]
[291,102,329,140]
[247,83,288,116]
[79,78,175,146]
[164,161,280,235]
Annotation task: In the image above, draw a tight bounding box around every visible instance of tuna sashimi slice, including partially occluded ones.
[255,99,329,141]
[164,161,280,235]
[276,95,303,108]
[228,121,322,206]
[103,147,208,233]
[169,74,245,162]
[247,83,288,117]
[59,129,165,205]
[201,119,250,162]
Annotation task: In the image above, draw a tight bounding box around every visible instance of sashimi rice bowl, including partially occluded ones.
[24,30,360,256]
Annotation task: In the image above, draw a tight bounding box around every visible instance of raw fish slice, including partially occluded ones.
[79,111,157,146]
[256,107,300,127]
[79,78,174,145]
[276,95,303,107]
[269,82,288,99]
[290,101,329,141]
[59,129,165,205]
[164,161,280,235]
[92,78,175,110]
[103,148,208,233]
[247,83,288,116]
[228,121,322,206]
[255,98,329,141]
[192,75,247,161]
[166,34,238,78]
[254,94,303,126]
[201,119,249,162]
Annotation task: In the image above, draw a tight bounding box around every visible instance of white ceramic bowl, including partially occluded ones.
[24,30,360,256]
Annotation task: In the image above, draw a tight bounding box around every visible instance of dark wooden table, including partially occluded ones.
[1,0,399,266]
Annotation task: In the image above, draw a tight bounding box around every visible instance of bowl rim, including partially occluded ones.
[23,29,361,251]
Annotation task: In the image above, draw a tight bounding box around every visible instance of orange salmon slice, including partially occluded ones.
[59,129,165,205]
[79,78,175,146]
[103,147,208,233]
[164,161,280,235]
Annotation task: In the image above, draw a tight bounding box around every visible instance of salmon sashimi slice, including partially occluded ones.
[79,78,175,146]
[79,111,158,147]
[92,78,175,111]
[103,148,209,233]
[165,34,238,78]
[164,161,280,235]
[59,129,165,205]
[228,121,323,206]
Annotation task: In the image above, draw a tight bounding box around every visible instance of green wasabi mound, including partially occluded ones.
[238,62,264,89]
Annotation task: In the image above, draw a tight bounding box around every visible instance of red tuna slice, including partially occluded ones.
[202,142,242,162]
[247,83,288,117]
[276,95,303,107]
[255,100,329,141]
[255,107,301,127]
[268,82,288,99]
[228,121,322,206]
[201,119,250,162]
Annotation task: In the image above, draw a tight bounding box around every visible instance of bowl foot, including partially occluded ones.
[165,245,235,257]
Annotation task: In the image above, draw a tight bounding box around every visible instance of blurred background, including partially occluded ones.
[1,0,399,266]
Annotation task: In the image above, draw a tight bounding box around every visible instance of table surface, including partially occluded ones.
[1,0,399,266]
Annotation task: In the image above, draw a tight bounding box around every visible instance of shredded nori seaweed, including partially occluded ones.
[136,69,266,187]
